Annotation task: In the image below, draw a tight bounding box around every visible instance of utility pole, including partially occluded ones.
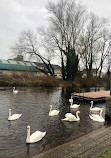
[106,43,111,118]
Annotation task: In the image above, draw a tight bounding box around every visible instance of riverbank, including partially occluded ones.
[0,72,63,87]
[0,71,108,89]
[32,126,111,158]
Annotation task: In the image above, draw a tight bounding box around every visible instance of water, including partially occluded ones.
[0,87,109,158]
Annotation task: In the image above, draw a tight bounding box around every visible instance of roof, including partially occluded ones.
[0,59,61,70]
[51,64,61,69]
[0,59,37,67]
[35,62,61,69]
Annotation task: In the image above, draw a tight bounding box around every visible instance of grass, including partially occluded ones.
[0,71,109,88]
[95,147,111,158]
[0,71,69,87]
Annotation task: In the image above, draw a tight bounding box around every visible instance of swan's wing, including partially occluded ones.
[65,113,76,120]
[13,90,18,94]
[61,117,69,121]
[71,104,80,108]
[91,107,102,111]
[90,114,101,120]
[30,131,46,143]
[90,108,99,111]
[50,110,59,115]
[89,114,105,122]
[73,104,80,106]
[10,114,22,120]
[95,107,102,110]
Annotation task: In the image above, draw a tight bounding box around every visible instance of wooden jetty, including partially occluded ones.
[72,91,110,101]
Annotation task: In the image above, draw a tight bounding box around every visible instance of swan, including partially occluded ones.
[8,109,22,121]
[90,101,103,111]
[62,111,80,121]
[69,96,73,103]
[26,126,46,143]
[49,105,60,116]
[13,87,18,94]
[89,109,105,122]
[70,101,80,108]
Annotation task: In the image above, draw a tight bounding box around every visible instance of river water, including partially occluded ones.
[0,87,110,158]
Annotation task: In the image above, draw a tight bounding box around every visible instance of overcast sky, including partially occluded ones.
[0,0,111,62]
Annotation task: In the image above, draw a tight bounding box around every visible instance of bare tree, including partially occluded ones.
[94,28,111,78]
[11,30,55,76]
[78,13,110,77]
[42,0,86,80]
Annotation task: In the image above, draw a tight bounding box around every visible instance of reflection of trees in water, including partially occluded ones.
[59,87,106,138]
[0,87,108,158]
[26,144,30,156]
[90,86,106,92]
[62,121,80,131]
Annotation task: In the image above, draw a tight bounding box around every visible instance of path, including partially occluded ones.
[32,126,111,158]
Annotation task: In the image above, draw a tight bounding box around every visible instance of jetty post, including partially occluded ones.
[105,51,111,117]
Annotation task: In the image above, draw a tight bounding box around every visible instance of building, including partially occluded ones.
[51,64,62,78]
[82,69,104,78]
[0,58,62,77]
[0,59,37,72]
[13,55,23,61]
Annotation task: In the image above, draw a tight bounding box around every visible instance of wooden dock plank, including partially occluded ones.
[72,91,110,101]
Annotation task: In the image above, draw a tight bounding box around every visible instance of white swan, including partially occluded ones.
[49,105,60,116]
[89,109,105,122]
[62,111,80,121]
[70,101,80,108]
[8,109,22,121]
[90,101,103,111]
[13,87,18,94]
[26,126,46,143]
[69,96,73,103]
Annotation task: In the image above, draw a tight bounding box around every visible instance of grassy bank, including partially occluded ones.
[0,72,62,87]
[0,71,109,88]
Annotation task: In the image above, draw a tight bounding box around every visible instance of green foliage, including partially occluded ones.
[95,147,111,158]
[61,56,66,80]
[65,44,79,80]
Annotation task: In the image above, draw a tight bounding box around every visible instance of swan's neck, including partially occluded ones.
[76,112,80,120]
[8,110,11,120]
[90,102,93,109]
[100,110,103,118]
[50,106,52,112]
[13,87,15,91]
[71,101,72,106]
[71,100,73,106]
[26,127,30,143]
